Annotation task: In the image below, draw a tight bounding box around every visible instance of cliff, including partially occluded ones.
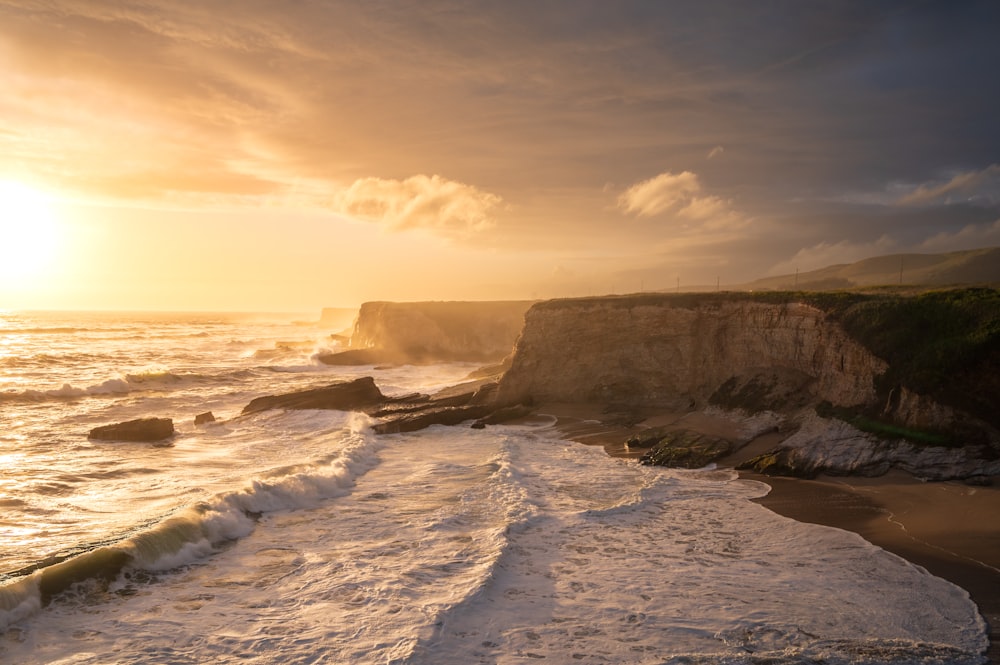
[496,296,886,411]
[322,300,533,365]
[494,291,1000,480]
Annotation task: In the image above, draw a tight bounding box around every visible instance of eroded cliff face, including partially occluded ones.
[496,297,887,410]
[349,300,533,363]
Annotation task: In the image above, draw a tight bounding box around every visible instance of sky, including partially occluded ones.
[1,0,999,312]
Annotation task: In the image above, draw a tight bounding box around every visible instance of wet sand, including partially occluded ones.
[541,404,1000,662]
[753,472,1000,663]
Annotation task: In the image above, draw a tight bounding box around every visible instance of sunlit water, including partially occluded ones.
[0,312,988,663]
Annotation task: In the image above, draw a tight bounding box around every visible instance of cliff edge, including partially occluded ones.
[320,300,533,365]
[495,290,1000,481]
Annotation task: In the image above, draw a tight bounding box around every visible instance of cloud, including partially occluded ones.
[766,236,897,276]
[707,145,724,159]
[896,164,1000,206]
[618,171,699,217]
[918,218,1000,252]
[618,170,747,230]
[332,174,502,236]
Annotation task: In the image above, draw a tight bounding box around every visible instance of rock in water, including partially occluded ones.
[194,411,216,425]
[241,376,386,415]
[89,418,175,442]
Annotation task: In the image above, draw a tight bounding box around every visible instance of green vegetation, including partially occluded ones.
[542,287,1000,427]
[824,288,1000,429]
[815,401,956,447]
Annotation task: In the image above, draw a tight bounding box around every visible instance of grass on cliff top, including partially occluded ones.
[540,287,1000,426]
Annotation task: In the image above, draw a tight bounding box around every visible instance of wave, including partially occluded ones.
[0,367,260,404]
[5,327,93,335]
[0,421,381,630]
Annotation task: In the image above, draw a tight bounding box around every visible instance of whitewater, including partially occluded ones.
[0,311,988,664]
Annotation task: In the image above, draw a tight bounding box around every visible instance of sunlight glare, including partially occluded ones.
[0,180,62,283]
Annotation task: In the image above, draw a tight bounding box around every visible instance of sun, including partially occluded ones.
[0,180,62,283]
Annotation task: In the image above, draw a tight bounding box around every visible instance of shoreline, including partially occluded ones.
[540,404,1000,662]
[750,471,1000,663]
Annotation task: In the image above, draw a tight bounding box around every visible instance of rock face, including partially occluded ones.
[89,418,174,442]
[320,300,532,365]
[496,296,886,411]
[241,377,389,415]
[494,293,999,481]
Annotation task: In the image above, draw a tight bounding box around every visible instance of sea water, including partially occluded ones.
[0,311,988,664]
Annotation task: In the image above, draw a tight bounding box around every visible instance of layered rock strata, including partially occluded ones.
[496,296,886,411]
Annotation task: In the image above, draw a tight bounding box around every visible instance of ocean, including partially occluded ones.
[0,311,988,664]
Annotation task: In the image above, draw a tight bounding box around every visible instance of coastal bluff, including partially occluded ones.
[493,291,1000,481]
[319,300,532,365]
[496,296,885,410]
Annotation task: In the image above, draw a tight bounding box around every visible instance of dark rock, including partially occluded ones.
[315,349,387,366]
[638,430,732,468]
[709,368,814,414]
[89,418,175,442]
[471,404,535,429]
[963,475,994,487]
[242,377,386,415]
[736,449,818,478]
[194,411,215,425]
[373,405,493,434]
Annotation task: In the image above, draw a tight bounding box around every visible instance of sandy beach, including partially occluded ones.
[543,404,1000,662]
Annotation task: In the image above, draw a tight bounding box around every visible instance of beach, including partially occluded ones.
[545,404,1000,662]
[754,472,1000,663]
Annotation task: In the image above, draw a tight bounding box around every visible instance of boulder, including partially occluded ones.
[242,377,386,415]
[638,430,733,468]
[194,411,216,425]
[89,418,175,442]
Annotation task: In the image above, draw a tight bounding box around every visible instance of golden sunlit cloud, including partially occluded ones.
[0,180,62,283]
[332,174,503,236]
[618,170,748,230]
[618,171,700,217]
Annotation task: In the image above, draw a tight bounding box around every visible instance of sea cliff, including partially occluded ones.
[494,291,1000,481]
[320,300,533,365]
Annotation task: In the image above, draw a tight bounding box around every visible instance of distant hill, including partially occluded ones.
[745,247,1000,291]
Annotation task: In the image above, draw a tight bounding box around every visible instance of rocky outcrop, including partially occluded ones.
[737,414,1000,481]
[635,429,733,468]
[494,293,999,481]
[89,418,174,442]
[319,300,532,365]
[241,376,529,434]
[496,296,886,411]
[241,377,391,415]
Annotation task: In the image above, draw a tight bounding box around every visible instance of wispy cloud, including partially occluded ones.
[707,145,724,159]
[919,218,1000,252]
[896,164,1000,206]
[332,174,502,236]
[618,170,747,229]
[767,236,896,275]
